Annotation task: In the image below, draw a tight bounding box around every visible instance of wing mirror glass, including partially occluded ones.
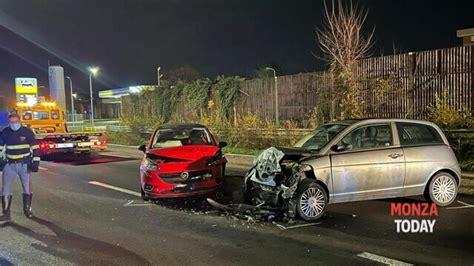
[138,144,147,153]
[330,144,351,152]
[219,141,228,148]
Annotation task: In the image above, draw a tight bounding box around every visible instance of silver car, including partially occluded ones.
[291,118,461,221]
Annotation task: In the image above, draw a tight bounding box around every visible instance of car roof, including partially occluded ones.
[157,123,208,130]
[328,118,435,126]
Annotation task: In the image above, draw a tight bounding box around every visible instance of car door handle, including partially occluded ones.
[388,153,403,159]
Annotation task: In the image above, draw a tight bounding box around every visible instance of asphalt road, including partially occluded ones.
[0,153,473,265]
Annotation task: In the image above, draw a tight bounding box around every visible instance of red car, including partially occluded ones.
[139,123,227,200]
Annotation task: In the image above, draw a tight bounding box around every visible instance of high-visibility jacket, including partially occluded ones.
[0,126,40,162]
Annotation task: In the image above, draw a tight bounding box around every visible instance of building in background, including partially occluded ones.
[48,65,67,111]
[457,28,474,45]
[98,85,157,118]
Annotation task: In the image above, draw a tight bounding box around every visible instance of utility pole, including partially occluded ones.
[88,67,99,126]
[266,67,279,127]
[66,76,75,122]
[157,66,161,86]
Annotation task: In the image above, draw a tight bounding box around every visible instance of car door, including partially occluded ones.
[396,122,451,197]
[329,123,405,203]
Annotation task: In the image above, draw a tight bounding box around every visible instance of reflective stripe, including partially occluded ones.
[6,144,31,150]
[33,157,41,161]
[31,145,39,150]
[6,153,30,159]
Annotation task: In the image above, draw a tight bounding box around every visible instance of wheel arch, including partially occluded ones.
[424,168,460,195]
[303,170,330,201]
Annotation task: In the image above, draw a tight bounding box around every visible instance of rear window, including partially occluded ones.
[396,123,444,146]
[33,111,49,120]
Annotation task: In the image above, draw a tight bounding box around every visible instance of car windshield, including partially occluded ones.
[294,123,348,151]
[152,127,215,148]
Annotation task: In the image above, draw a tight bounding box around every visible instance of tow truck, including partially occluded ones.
[14,100,107,159]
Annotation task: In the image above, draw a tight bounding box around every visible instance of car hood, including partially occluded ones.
[147,145,219,161]
[276,146,317,161]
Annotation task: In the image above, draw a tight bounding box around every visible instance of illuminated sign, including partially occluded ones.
[15,77,38,94]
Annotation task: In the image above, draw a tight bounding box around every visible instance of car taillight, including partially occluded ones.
[39,142,55,149]
[95,140,106,146]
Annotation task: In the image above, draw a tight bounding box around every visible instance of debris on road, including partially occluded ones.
[243,147,310,220]
[272,222,321,231]
[207,146,315,223]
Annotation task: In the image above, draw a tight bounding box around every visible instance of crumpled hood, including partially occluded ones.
[276,146,315,161]
[147,145,219,161]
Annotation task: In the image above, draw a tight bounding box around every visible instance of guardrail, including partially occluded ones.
[105,125,473,156]
[105,125,473,136]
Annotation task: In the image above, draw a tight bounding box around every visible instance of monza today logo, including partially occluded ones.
[391,202,438,233]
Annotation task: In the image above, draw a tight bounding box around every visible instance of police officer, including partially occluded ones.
[0,113,40,221]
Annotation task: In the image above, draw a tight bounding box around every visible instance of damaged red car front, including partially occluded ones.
[139,124,227,199]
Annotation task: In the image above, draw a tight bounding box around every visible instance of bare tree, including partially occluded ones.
[316,0,375,119]
[317,0,374,72]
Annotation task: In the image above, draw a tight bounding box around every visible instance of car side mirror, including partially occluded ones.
[219,141,228,148]
[330,144,350,152]
[138,144,147,153]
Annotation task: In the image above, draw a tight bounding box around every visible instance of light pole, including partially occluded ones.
[266,67,279,127]
[66,76,75,122]
[157,66,161,86]
[88,67,99,126]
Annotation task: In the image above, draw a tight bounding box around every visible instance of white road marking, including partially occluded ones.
[99,152,137,159]
[457,200,474,207]
[39,166,48,170]
[88,181,141,197]
[446,200,474,210]
[357,252,413,265]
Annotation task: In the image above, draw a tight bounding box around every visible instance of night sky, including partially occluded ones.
[0,0,473,99]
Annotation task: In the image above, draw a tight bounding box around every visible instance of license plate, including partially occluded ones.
[56,143,74,148]
[77,142,93,147]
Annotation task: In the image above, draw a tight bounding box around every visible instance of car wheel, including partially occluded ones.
[426,172,458,206]
[141,188,150,202]
[296,179,328,221]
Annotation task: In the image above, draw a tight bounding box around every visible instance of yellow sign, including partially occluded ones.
[15,77,38,94]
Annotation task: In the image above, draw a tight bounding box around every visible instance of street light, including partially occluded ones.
[266,67,279,127]
[157,66,161,86]
[66,76,75,122]
[88,66,99,126]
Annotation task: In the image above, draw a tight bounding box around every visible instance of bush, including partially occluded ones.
[427,91,473,129]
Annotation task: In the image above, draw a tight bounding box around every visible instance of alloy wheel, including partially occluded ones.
[299,187,326,218]
[431,175,456,204]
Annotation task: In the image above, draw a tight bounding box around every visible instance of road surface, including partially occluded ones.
[0,153,473,265]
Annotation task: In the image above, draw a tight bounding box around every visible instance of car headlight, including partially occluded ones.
[143,159,159,171]
[300,164,313,172]
[206,150,223,166]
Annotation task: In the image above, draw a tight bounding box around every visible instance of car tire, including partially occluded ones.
[141,188,150,202]
[296,179,328,222]
[426,172,458,206]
